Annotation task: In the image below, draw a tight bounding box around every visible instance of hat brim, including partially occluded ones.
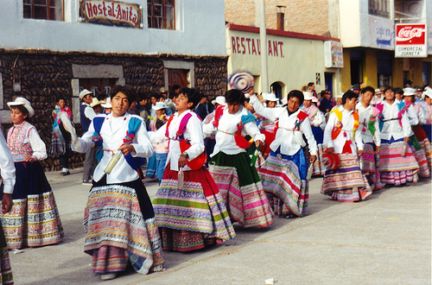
[7,102,35,118]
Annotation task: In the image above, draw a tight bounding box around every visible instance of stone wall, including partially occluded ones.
[0,50,227,170]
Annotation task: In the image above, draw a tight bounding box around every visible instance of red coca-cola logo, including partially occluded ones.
[396,24,426,45]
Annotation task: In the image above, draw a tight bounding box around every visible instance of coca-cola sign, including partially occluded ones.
[395,23,428,58]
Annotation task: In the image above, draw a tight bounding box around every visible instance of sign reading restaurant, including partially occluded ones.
[80,0,142,28]
[231,36,285,58]
[395,23,427,58]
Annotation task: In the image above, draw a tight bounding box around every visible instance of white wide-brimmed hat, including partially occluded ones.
[101,97,112,109]
[90,98,103,108]
[152,102,167,111]
[263,92,279,102]
[335,92,344,99]
[211,96,226,106]
[79,89,93,100]
[7,97,35,118]
[423,88,432,99]
[303,91,314,101]
[403,87,416,96]
[311,96,318,103]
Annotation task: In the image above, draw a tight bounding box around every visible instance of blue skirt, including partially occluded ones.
[270,148,308,180]
[311,126,324,144]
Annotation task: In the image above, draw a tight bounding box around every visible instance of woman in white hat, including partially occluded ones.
[72,86,164,280]
[146,102,169,181]
[2,97,63,250]
[259,93,279,158]
[376,87,420,186]
[403,88,430,178]
[302,91,326,176]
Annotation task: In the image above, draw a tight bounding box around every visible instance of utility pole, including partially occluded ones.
[255,0,269,93]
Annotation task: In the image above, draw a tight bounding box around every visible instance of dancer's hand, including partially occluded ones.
[24,154,34,162]
[358,150,363,157]
[375,146,380,154]
[255,140,263,149]
[178,153,188,167]
[244,102,254,112]
[2,194,12,214]
[324,147,334,153]
[310,155,317,163]
[119,144,135,155]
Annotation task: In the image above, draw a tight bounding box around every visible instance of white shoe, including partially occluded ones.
[99,273,117,281]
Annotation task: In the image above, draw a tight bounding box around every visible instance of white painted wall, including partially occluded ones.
[227,29,327,96]
[0,0,226,56]
[339,0,394,50]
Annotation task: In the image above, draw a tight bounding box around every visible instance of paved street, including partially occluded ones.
[10,169,431,285]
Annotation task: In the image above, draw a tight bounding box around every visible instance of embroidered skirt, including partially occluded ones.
[84,178,164,274]
[361,143,383,190]
[258,149,309,217]
[378,139,419,185]
[0,161,63,249]
[0,226,13,285]
[209,152,273,229]
[153,167,235,252]
[321,154,372,202]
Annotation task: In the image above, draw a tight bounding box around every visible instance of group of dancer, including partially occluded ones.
[0,82,430,283]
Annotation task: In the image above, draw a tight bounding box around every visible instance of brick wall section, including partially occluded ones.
[0,51,227,170]
[225,0,332,37]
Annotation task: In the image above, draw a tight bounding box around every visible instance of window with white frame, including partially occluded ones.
[23,0,64,21]
[148,0,175,30]
[369,0,390,18]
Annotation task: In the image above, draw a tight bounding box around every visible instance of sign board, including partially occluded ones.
[80,0,142,29]
[369,16,394,50]
[324,41,343,68]
[395,23,427,58]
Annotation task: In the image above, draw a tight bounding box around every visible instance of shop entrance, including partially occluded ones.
[270,81,284,99]
[324,72,334,94]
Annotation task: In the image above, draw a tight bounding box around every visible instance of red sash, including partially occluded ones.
[213,106,253,149]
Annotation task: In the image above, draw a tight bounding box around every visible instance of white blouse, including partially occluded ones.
[379,101,411,140]
[0,132,15,194]
[7,122,47,161]
[356,102,381,146]
[73,113,153,184]
[203,105,265,157]
[323,106,363,154]
[250,95,317,156]
[151,110,204,172]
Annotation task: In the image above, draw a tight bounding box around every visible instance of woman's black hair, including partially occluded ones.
[225,89,246,105]
[287,90,304,105]
[342,90,359,105]
[383,86,394,94]
[10,105,29,118]
[56,96,66,102]
[393,87,403,95]
[180,87,202,109]
[361,86,375,95]
[110,85,135,103]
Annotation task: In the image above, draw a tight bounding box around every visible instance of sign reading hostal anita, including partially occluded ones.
[80,0,142,28]
[395,23,427,58]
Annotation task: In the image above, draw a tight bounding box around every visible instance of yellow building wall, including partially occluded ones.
[341,50,351,92]
[392,58,404,87]
[362,49,377,87]
[411,60,423,87]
